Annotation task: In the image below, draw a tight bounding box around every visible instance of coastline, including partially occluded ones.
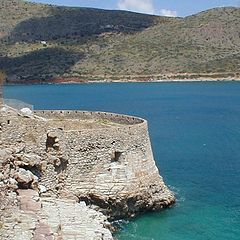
[4,76,240,86]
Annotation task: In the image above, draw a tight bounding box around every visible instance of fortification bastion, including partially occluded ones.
[0,105,175,239]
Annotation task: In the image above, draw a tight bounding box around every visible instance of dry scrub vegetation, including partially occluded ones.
[0,0,239,83]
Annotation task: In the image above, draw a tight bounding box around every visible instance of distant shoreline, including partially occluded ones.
[59,79,240,85]
[5,77,240,86]
[4,72,240,85]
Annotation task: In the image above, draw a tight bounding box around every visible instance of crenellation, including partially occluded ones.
[33,110,144,126]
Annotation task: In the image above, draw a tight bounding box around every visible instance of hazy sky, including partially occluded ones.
[28,0,240,17]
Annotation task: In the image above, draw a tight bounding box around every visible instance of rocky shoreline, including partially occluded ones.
[0,105,175,239]
[4,72,240,85]
[4,78,240,86]
[63,78,240,84]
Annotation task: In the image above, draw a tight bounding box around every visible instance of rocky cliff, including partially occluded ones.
[0,105,175,239]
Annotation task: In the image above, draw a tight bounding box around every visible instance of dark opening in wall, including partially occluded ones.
[7,120,10,125]
[55,158,69,174]
[111,151,122,162]
[17,181,32,189]
[46,135,56,149]
[46,134,59,151]
[23,165,42,179]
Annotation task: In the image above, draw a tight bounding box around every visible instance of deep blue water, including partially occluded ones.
[4,82,240,240]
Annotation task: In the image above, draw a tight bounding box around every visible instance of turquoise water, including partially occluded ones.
[4,82,240,240]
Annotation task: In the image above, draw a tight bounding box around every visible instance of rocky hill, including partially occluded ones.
[0,0,239,83]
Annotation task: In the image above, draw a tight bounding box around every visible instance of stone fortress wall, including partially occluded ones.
[1,108,174,218]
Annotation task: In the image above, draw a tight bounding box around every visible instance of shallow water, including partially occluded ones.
[4,82,240,240]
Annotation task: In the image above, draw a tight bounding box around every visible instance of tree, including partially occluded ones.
[0,70,6,104]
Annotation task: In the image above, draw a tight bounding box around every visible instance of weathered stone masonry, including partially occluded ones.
[0,106,175,239]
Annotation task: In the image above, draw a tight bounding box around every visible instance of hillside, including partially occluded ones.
[0,0,239,83]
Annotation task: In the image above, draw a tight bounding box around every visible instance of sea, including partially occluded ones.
[4,82,240,240]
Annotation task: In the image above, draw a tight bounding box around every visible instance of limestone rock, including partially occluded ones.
[15,168,34,183]
[20,108,33,117]
[7,178,18,190]
[39,185,47,194]
[15,153,42,167]
[0,149,13,163]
